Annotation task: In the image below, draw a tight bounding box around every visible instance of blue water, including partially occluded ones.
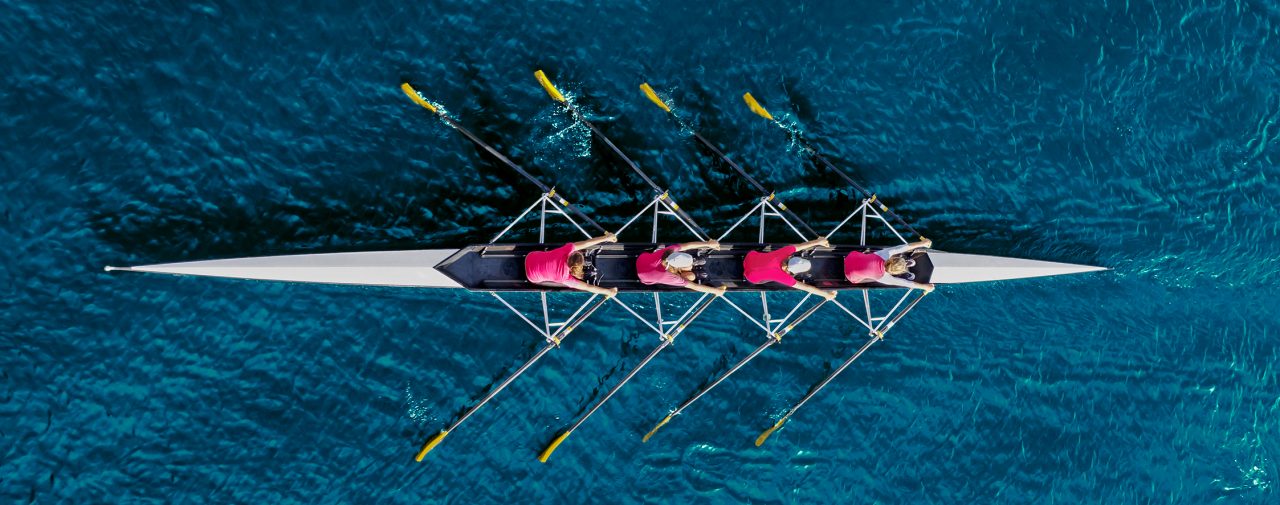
[4,0,1278,502]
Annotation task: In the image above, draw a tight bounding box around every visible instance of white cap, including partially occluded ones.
[787,257,811,274]
[665,252,694,269]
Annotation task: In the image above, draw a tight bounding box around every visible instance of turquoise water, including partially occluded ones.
[4,0,1278,502]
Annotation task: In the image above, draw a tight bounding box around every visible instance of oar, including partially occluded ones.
[532,70,710,241]
[642,298,829,443]
[754,289,930,446]
[741,92,922,239]
[638,83,818,238]
[400,82,607,235]
[413,295,610,461]
[537,295,717,462]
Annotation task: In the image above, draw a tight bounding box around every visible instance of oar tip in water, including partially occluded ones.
[538,429,573,463]
[641,413,674,443]
[414,429,450,462]
[743,92,774,121]
[639,83,671,113]
[755,419,786,447]
[534,70,567,103]
[400,83,439,113]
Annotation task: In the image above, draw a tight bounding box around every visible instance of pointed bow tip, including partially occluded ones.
[104,266,128,272]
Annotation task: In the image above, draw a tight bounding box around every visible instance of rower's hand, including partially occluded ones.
[604,232,618,243]
[818,236,831,248]
[920,238,933,248]
[605,287,619,298]
[714,286,728,297]
[921,283,935,294]
[822,290,838,301]
[708,240,722,251]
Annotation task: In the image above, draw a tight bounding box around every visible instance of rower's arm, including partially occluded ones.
[572,232,617,250]
[676,240,720,251]
[564,278,619,297]
[876,239,933,260]
[793,236,830,252]
[794,281,838,300]
[685,282,727,297]
[877,274,934,293]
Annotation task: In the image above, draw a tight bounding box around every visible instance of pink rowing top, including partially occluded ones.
[636,245,688,286]
[844,251,885,283]
[525,243,576,284]
[743,245,798,287]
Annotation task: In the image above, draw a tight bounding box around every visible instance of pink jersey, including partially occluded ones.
[844,251,885,283]
[525,243,575,284]
[636,245,688,286]
[743,245,798,287]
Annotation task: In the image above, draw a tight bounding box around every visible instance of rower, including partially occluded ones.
[525,232,619,297]
[635,240,727,296]
[743,237,838,300]
[844,238,935,292]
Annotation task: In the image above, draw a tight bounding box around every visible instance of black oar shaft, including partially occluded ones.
[577,116,709,240]
[687,131,820,238]
[670,299,828,415]
[416,296,609,461]
[794,137,920,238]
[438,114,607,234]
[638,83,818,239]
[534,71,709,240]
[401,82,606,234]
[769,290,929,428]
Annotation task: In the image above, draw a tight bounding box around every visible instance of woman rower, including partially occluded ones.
[743,237,838,300]
[635,240,727,296]
[525,232,619,297]
[844,238,935,292]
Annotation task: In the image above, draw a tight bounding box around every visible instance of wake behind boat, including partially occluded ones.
[106,70,1105,462]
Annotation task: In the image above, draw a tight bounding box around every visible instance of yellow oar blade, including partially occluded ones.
[538,429,573,463]
[639,83,671,113]
[534,70,567,103]
[743,92,774,121]
[414,429,450,461]
[754,419,786,446]
[400,83,438,113]
[641,414,673,443]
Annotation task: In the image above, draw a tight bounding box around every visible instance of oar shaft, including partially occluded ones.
[533,71,708,239]
[770,290,928,428]
[672,297,828,415]
[439,114,607,234]
[778,333,879,422]
[568,339,671,434]
[445,296,609,431]
[672,337,775,415]
[687,132,819,238]
[401,82,606,234]
[565,295,716,432]
[449,342,556,430]
[579,118,709,240]
[801,144,920,238]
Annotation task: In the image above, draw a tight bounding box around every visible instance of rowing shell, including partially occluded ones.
[105,243,1105,288]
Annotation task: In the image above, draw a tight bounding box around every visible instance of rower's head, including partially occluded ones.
[786,257,812,274]
[885,255,909,275]
[664,252,695,271]
[568,252,586,279]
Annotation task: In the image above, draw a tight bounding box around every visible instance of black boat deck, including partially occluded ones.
[434,243,932,292]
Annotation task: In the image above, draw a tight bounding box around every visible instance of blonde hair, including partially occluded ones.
[885,255,909,275]
[568,252,585,279]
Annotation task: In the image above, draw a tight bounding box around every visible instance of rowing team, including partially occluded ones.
[525,234,936,299]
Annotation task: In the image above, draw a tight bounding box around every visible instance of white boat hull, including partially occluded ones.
[107,248,1103,288]
[926,250,1107,284]
[106,249,465,288]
